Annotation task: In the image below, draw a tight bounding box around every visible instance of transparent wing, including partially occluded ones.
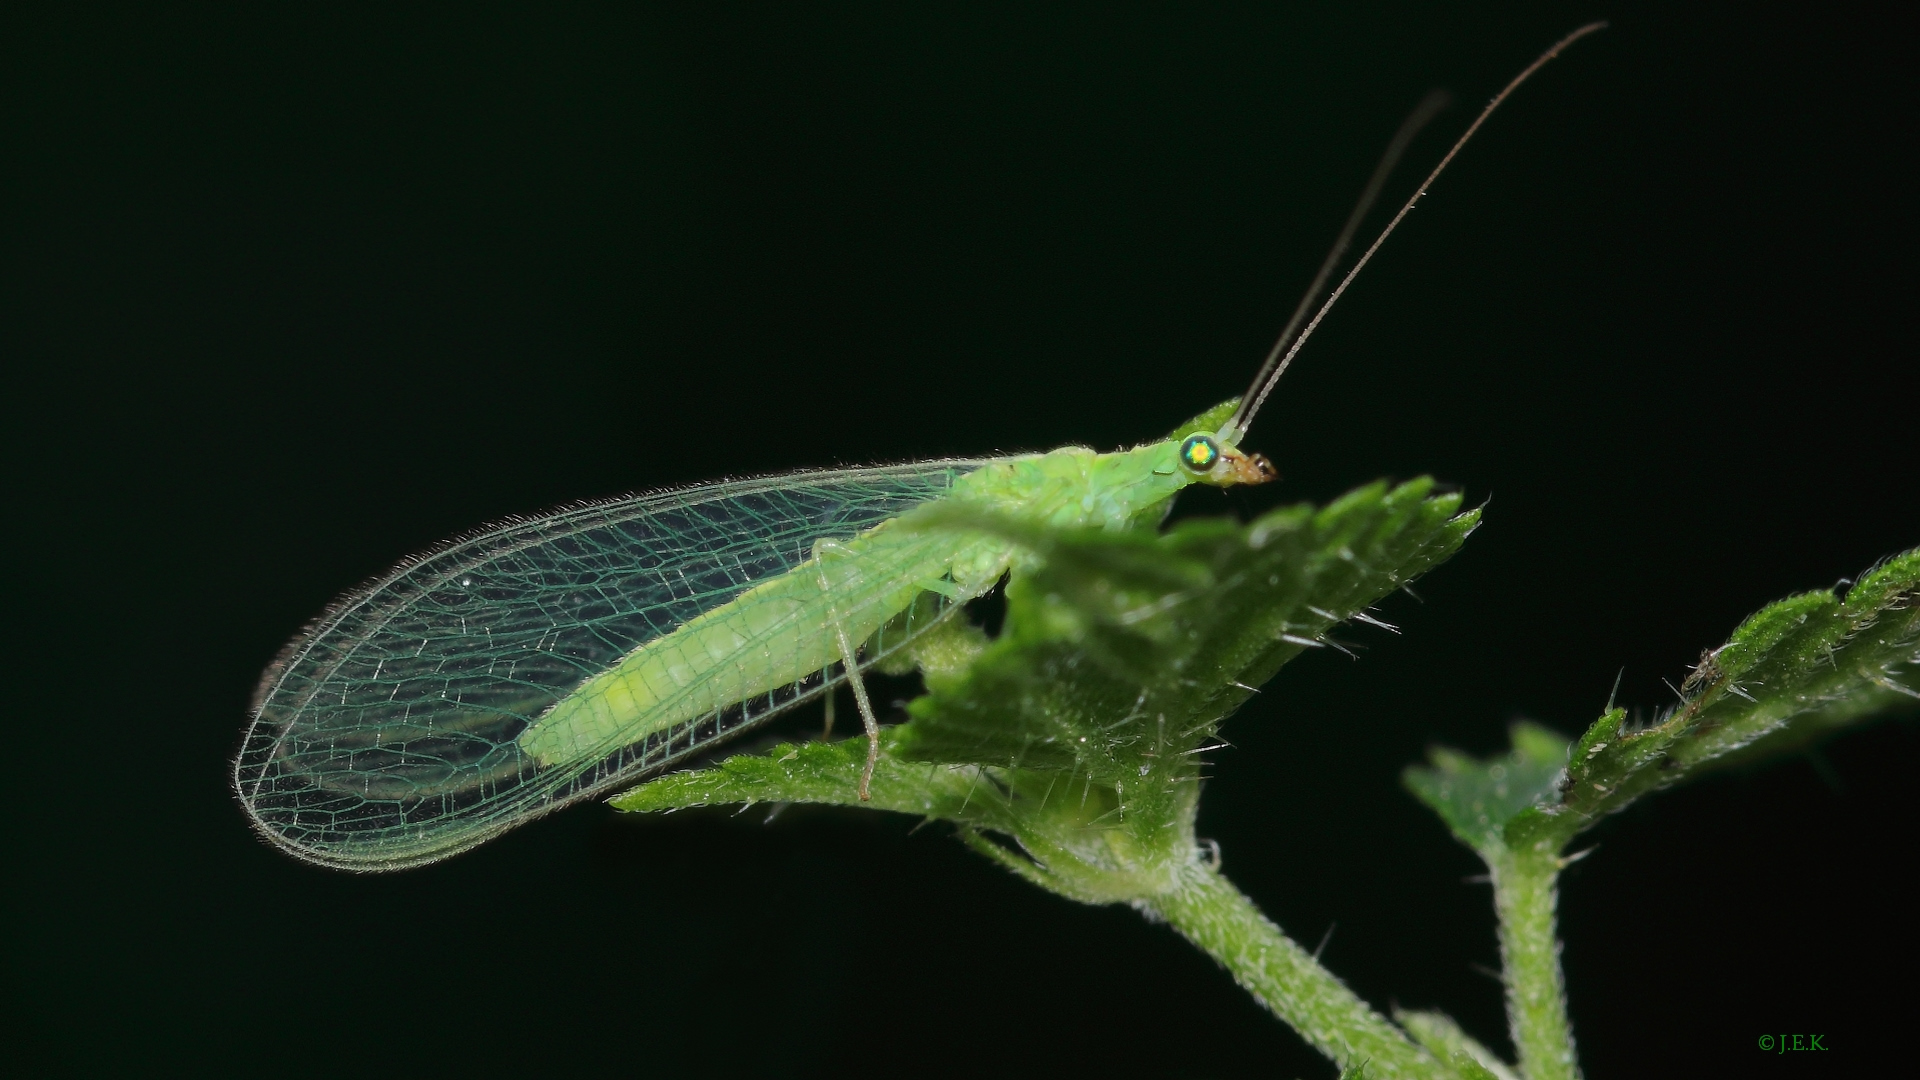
[235,459,994,870]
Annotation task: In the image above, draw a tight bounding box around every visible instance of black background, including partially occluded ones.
[6,4,1915,1078]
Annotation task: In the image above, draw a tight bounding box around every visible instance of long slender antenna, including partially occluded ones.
[1224,89,1451,442]
[1220,22,1607,443]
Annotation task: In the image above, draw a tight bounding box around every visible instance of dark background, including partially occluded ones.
[6,4,1915,1077]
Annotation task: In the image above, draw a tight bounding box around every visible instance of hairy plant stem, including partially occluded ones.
[1143,863,1443,1079]
[1489,843,1579,1080]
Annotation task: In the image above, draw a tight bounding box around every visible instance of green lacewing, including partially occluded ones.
[234,26,1600,870]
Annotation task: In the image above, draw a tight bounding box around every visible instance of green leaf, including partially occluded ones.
[1403,722,1570,852]
[1406,548,1920,857]
[1509,547,1920,851]
[606,731,1031,836]
[613,478,1479,903]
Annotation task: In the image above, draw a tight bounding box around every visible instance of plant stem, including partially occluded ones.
[1488,843,1579,1080]
[1144,863,1443,1079]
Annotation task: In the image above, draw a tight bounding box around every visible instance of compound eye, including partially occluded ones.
[1178,434,1222,474]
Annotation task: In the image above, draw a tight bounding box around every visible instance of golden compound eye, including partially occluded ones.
[1178,434,1221,473]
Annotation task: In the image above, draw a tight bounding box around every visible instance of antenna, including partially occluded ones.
[1219,22,1606,444]
[1224,90,1451,443]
